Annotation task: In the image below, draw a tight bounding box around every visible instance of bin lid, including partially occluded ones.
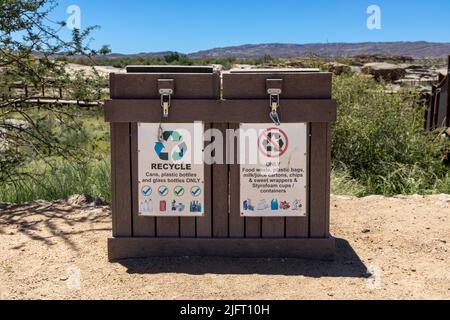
[229,68,320,74]
[126,65,215,74]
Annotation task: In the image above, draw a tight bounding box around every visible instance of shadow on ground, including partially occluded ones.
[0,202,110,251]
[116,238,368,278]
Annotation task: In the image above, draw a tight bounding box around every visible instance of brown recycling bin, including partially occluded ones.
[104,65,337,260]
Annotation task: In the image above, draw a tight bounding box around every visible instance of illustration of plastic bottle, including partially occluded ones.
[271,199,279,211]
[147,199,153,213]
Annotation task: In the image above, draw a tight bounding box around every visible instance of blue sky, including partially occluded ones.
[50,0,450,54]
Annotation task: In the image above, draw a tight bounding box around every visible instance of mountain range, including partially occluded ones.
[110,42,450,59]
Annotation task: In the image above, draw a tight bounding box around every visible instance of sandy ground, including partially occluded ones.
[0,195,449,300]
[65,63,125,77]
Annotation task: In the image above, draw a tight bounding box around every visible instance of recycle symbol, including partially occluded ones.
[154,130,187,161]
[258,128,289,158]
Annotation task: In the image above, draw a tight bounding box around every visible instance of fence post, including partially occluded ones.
[446,55,450,128]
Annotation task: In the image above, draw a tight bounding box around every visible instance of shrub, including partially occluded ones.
[0,158,111,204]
[332,74,450,196]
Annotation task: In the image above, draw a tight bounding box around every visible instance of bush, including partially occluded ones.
[0,106,111,204]
[332,74,450,196]
[0,158,111,204]
[70,71,108,101]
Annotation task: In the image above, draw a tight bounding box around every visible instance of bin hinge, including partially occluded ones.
[267,79,283,126]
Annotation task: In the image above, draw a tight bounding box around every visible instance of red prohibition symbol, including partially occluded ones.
[258,127,289,158]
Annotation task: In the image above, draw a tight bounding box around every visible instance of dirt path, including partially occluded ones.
[0,195,449,300]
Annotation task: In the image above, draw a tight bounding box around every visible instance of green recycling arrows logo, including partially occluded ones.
[154,130,187,161]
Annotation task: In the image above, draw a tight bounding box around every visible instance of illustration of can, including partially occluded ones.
[160,200,167,212]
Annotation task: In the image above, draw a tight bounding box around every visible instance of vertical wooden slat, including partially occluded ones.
[309,123,329,238]
[156,217,180,237]
[156,116,180,238]
[446,75,450,128]
[110,123,117,236]
[436,74,446,129]
[242,121,261,238]
[212,123,229,238]
[245,217,261,238]
[111,123,133,237]
[285,217,308,238]
[132,123,156,237]
[446,56,450,128]
[262,218,285,238]
[429,86,436,130]
[433,88,440,130]
[286,123,310,238]
[180,218,196,237]
[229,124,245,238]
[325,123,331,236]
[424,108,430,131]
[197,123,212,238]
[180,123,196,237]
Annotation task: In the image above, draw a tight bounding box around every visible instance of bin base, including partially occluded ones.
[108,237,336,261]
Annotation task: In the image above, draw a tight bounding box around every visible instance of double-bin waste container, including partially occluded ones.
[104,65,337,260]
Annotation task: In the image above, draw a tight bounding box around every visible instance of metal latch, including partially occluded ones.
[267,88,281,126]
[266,79,283,126]
[159,88,173,118]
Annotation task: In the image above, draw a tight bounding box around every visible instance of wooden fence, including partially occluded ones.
[425,56,450,131]
[3,81,106,107]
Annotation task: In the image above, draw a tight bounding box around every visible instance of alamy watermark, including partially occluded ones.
[366,264,382,290]
[367,5,382,30]
[66,265,81,290]
[155,122,285,166]
[66,5,81,30]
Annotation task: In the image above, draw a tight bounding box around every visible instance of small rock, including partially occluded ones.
[445,128,450,138]
[93,197,107,206]
[327,62,351,75]
[66,194,93,206]
[362,229,371,234]
[362,62,407,82]
[0,203,11,209]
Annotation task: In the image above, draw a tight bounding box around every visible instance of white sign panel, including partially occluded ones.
[240,123,308,217]
[138,123,204,217]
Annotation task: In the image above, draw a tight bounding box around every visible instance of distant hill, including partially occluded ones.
[107,42,450,59]
[188,42,450,59]
[104,51,175,58]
